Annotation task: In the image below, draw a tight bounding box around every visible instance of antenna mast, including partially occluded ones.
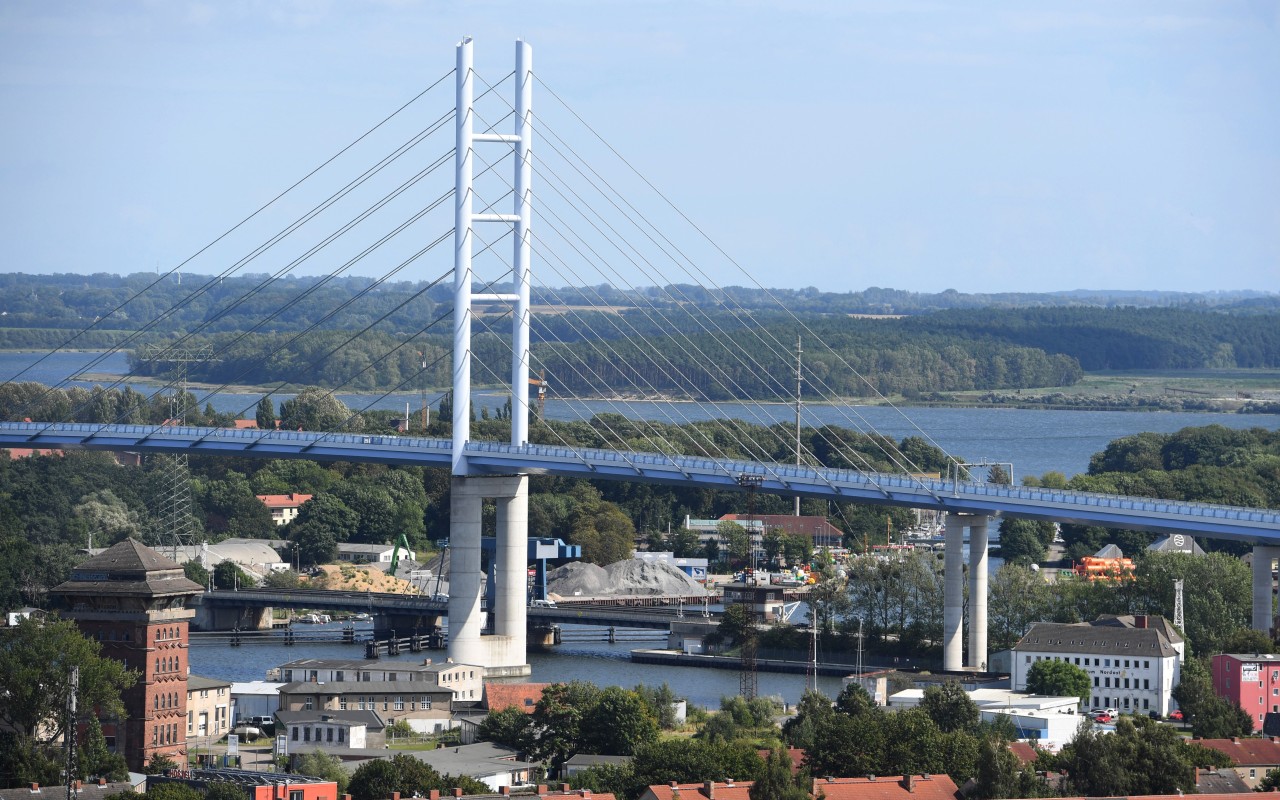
[65,666,79,800]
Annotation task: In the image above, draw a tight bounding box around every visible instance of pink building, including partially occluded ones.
[1211,652,1280,730]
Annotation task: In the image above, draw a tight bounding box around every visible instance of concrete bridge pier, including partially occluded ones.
[1253,545,1279,633]
[943,513,991,672]
[968,516,989,672]
[448,475,531,677]
[190,599,272,632]
[372,612,443,640]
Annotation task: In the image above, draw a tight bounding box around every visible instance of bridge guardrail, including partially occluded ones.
[5,422,1278,530]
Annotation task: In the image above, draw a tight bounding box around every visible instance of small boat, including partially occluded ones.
[353,612,371,621]
[296,613,322,624]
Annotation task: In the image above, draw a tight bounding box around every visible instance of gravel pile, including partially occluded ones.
[548,558,708,598]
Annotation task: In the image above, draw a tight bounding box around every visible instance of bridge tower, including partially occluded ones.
[942,513,991,673]
[448,38,535,677]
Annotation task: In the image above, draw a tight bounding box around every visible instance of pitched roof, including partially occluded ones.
[0,782,134,800]
[257,493,313,509]
[53,539,204,598]
[1195,769,1251,793]
[1148,533,1206,555]
[1194,737,1280,766]
[275,708,385,730]
[810,774,960,800]
[187,674,232,692]
[1007,742,1040,765]
[756,747,805,775]
[1012,618,1179,658]
[278,680,453,696]
[484,682,550,713]
[641,780,753,800]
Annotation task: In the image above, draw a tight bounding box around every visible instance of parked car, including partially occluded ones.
[529,599,556,608]
[1169,709,1184,721]
[1091,712,1112,724]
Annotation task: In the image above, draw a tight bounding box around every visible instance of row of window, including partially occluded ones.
[1093,676,1153,690]
[154,691,180,711]
[156,625,181,641]
[1025,654,1154,670]
[155,655,182,674]
[151,723,179,746]
[300,696,434,712]
[1091,695,1152,710]
[291,725,347,743]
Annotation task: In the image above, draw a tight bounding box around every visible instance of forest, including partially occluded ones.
[3,272,1279,401]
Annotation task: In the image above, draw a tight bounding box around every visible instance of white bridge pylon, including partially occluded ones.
[447,38,535,676]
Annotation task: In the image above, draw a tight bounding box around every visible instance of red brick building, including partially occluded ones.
[52,539,204,772]
[1210,652,1280,730]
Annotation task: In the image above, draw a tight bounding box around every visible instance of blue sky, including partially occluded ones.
[1,1,1277,294]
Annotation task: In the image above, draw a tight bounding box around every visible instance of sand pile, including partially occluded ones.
[548,558,708,599]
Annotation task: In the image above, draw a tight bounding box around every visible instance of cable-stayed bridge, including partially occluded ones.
[2,39,1277,679]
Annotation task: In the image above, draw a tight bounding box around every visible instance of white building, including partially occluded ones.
[890,686,1084,749]
[276,658,483,703]
[336,543,416,565]
[229,681,283,724]
[280,710,375,749]
[1011,614,1183,717]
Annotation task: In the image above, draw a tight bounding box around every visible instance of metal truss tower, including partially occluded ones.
[140,345,214,559]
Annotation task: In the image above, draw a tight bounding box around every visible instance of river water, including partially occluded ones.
[3,351,1277,477]
[188,622,849,709]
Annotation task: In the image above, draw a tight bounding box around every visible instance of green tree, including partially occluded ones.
[203,783,249,800]
[782,690,835,750]
[293,750,350,795]
[750,747,809,800]
[988,564,1052,650]
[76,715,128,782]
[147,784,201,800]
[527,681,601,768]
[212,561,257,590]
[1025,659,1091,702]
[1220,627,1275,655]
[254,396,277,430]
[477,706,533,753]
[1259,767,1280,792]
[287,494,358,567]
[278,389,363,432]
[628,738,764,795]
[997,519,1050,565]
[182,560,210,589]
[1059,716,1203,797]
[144,754,179,775]
[346,753,485,800]
[633,683,679,730]
[1173,656,1254,738]
[581,687,660,756]
[0,617,136,749]
[921,681,980,734]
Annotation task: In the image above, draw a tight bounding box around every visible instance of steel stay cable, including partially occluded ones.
[184,231,456,448]
[524,117,905,482]
[462,108,795,472]
[1,69,456,391]
[537,78,959,481]
[524,115,912,493]
[461,227,664,474]
[41,184,456,441]
[464,139,737,464]
[11,129,457,424]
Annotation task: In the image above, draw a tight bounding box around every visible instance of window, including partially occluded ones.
[1105,678,1111,688]
[339,697,347,710]
[394,696,404,711]
[1143,699,1149,709]
[291,727,298,741]
[305,698,314,711]
[188,711,193,733]
[335,671,344,682]
[421,697,431,710]
[383,698,389,711]
[1252,770,1258,779]
[304,727,311,742]
[1025,656,1031,664]
[1105,659,1111,667]
[1074,658,1080,665]
[327,727,333,742]
[338,728,345,743]
[363,672,371,681]
[1144,679,1150,690]
[290,791,303,800]
[1144,661,1150,669]
[388,673,397,681]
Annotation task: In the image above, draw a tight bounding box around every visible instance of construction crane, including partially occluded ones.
[388,533,413,577]
[529,370,548,422]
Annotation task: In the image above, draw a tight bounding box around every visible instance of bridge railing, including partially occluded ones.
[6,422,1278,528]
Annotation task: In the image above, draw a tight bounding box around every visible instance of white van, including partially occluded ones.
[529,599,557,608]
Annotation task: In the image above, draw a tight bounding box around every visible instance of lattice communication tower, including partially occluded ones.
[737,473,763,699]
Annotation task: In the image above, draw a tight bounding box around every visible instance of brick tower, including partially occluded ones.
[52,539,204,772]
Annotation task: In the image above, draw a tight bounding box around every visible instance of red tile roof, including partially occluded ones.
[757,747,805,775]
[4,447,63,459]
[232,419,259,429]
[640,781,753,800]
[1194,737,1280,766]
[256,493,313,509]
[810,774,960,800]
[484,682,550,713]
[1008,742,1039,765]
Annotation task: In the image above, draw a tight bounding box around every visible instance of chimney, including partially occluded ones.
[703,781,716,799]
[343,796,352,800]
[1135,615,1148,629]
[537,787,547,796]
[429,792,440,800]
[902,775,916,793]
[500,788,510,797]
[74,783,82,791]
[392,793,400,800]
[561,785,571,793]
[452,790,463,799]
[97,780,107,787]
[30,785,39,792]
